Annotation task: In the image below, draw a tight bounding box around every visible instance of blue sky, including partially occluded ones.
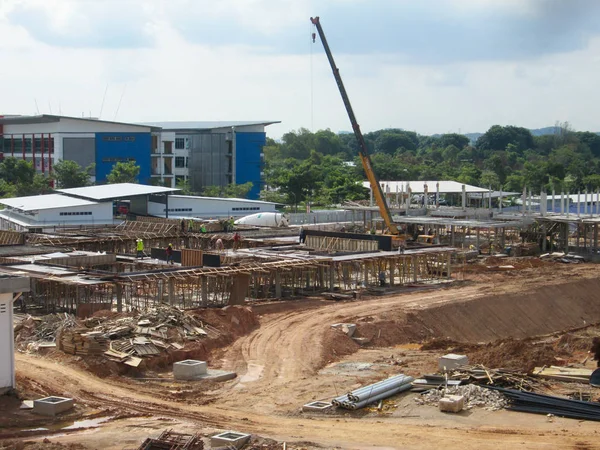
[2,0,600,138]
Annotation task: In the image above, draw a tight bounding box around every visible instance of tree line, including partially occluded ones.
[262,123,600,208]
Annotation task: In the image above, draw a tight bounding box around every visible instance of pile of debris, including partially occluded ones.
[415,385,508,411]
[446,365,542,391]
[137,429,204,450]
[18,306,221,367]
[14,313,78,350]
[540,252,585,264]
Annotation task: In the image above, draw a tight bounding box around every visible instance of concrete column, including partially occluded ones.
[595,223,598,250]
[462,185,466,211]
[476,228,480,249]
[446,253,452,279]
[500,227,506,248]
[522,186,526,214]
[115,283,123,313]
[436,182,440,209]
[541,192,547,217]
[201,276,208,307]
[369,187,373,207]
[424,183,429,209]
[488,187,492,210]
[577,191,581,217]
[551,188,555,213]
[406,188,412,214]
[275,272,282,298]
[566,191,570,218]
[168,278,174,306]
[561,192,564,214]
[389,260,395,286]
[451,225,455,247]
[585,190,588,215]
[364,264,369,287]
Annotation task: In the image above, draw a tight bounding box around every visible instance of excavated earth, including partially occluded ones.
[3,259,600,449]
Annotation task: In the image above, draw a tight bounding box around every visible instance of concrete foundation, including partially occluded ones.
[438,354,469,371]
[302,401,333,412]
[439,395,465,413]
[173,360,207,380]
[211,431,251,449]
[33,396,74,416]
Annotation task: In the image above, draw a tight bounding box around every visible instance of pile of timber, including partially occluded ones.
[446,365,543,391]
[533,366,593,383]
[60,329,109,356]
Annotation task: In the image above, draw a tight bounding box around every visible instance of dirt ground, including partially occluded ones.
[3,258,600,449]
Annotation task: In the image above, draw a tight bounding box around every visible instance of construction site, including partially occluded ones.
[2,14,600,450]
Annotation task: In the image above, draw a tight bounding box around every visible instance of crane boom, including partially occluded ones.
[310,16,399,235]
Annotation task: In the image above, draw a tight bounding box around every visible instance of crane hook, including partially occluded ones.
[312,32,316,43]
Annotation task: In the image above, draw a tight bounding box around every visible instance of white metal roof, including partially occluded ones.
[168,195,276,205]
[0,114,160,130]
[140,121,280,130]
[362,180,489,194]
[0,194,97,211]
[57,183,179,201]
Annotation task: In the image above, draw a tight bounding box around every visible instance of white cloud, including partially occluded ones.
[1,0,599,140]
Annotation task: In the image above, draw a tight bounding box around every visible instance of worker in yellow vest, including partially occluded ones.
[136,238,144,259]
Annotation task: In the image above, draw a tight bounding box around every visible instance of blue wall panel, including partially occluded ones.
[235,132,265,199]
[95,132,151,184]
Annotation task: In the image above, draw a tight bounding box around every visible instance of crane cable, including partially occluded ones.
[310,22,315,132]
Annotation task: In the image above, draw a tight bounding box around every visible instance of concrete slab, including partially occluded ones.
[302,401,333,412]
[173,360,207,380]
[438,354,469,371]
[33,396,74,416]
[211,431,251,449]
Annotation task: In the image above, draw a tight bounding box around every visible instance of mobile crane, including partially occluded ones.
[310,16,399,235]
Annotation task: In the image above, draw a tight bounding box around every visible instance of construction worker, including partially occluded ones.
[216,238,224,251]
[200,224,207,233]
[233,232,241,251]
[592,337,600,367]
[180,219,185,233]
[229,216,235,232]
[165,243,174,265]
[136,239,144,259]
[299,226,306,244]
[188,218,194,233]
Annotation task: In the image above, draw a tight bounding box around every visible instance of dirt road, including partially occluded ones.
[12,275,600,449]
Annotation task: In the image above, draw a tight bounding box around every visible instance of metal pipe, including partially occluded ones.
[350,376,414,402]
[346,375,410,401]
[347,375,411,401]
[349,383,413,410]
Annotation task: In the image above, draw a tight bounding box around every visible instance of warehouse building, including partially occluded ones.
[142,121,280,199]
[0,115,164,185]
[147,194,277,219]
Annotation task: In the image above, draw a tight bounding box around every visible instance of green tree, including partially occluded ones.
[202,182,254,199]
[0,157,35,185]
[52,160,94,189]
[106,161,140,184]
[476,125,534,153]
[479,170,501,190]
[375,131,418,154]
[439,133,469,150]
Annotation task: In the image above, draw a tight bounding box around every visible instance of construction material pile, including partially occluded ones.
[488,387,600,421]
[415,385,508,411]
[18,306,220,367]
[333,374,414,410]
[446,365,542,391]
[14,313,78,350]
[540,252,585,264]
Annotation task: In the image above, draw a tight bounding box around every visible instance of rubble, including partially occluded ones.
[415,384,508,411]
[16,305,222,366]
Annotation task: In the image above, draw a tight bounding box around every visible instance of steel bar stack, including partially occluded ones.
[332,374,414,410]
[486,387,600,421]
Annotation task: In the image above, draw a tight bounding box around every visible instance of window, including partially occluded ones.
[185,157,189,168]
[60,211,92,216]
[175,157,185,168]
[231,207,260,211]
[164,208,193,212]
[175,138,185,149]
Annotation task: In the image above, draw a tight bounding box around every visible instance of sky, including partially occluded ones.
[1,0,600,139]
